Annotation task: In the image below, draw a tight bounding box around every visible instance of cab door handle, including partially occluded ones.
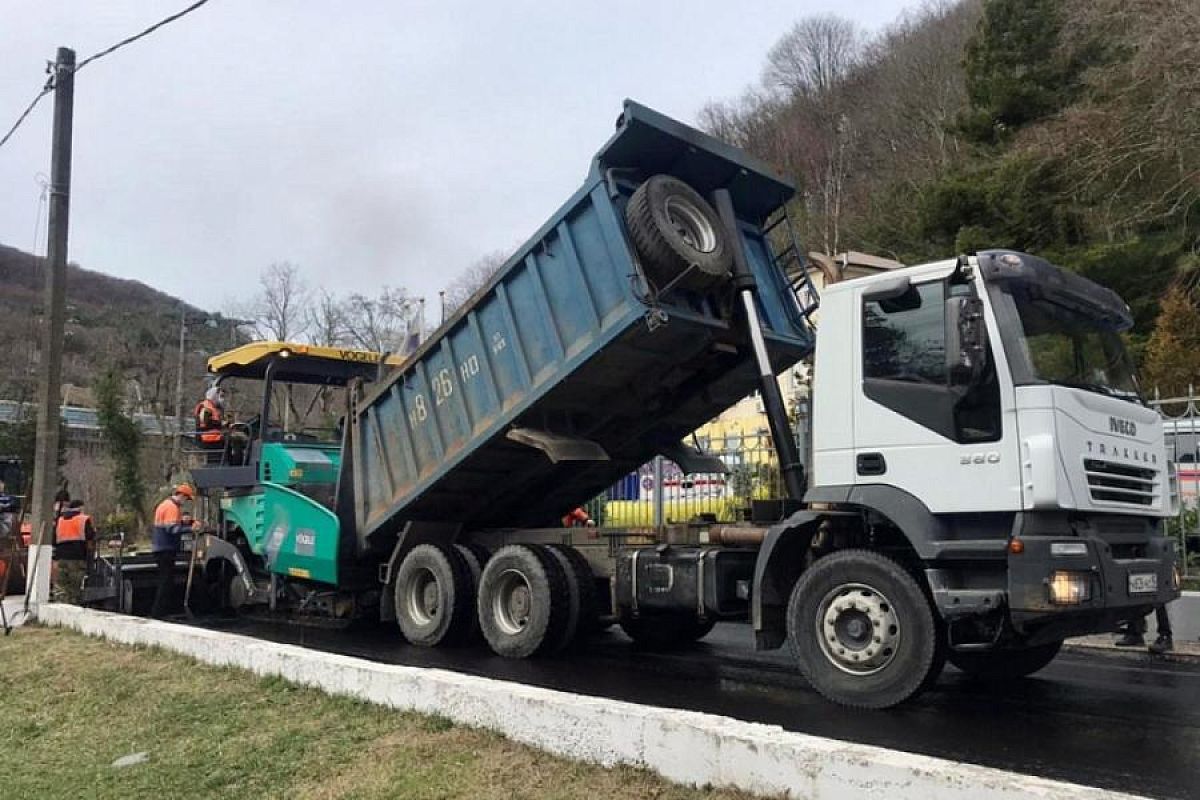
[856,452,887,476]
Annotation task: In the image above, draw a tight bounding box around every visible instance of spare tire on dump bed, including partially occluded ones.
[625,175,733,292]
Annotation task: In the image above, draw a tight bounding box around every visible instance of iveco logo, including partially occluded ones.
[1109,416,1137,437]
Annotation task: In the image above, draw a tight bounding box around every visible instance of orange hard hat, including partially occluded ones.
[174,484,195,499]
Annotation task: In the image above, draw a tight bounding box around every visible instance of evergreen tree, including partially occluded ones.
[1141,281,1200,400]
[960,0,1081,142]
[95,370,146,523]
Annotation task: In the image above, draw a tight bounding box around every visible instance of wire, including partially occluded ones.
[0,0,213,152]
[75,0,213,72]
[0,83,53,151]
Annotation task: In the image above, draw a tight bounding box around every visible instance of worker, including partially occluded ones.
[150,484,196,619]
[562,507,596,527]
[194,386,226,448]
[194,385,250,465]
[53,499,96,604]
[1115,604,1174,654]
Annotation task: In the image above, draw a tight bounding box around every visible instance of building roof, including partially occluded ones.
[0,400,182,437]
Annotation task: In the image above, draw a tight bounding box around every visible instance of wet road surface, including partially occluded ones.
[191,617,1200,799]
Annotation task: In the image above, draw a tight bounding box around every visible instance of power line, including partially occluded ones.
[76,0,213,72]
[0,82,53,151]
[0,0,213,151]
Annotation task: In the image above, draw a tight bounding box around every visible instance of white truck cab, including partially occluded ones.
[812,250,1174,518]
[756,250,1181,708]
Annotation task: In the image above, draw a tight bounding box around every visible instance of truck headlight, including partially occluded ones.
[1048,571,1092,605]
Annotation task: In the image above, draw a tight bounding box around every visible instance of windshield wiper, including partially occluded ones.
[1051,380,1142,403]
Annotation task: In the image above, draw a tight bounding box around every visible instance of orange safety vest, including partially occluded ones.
[154,498,182,526]
[194,398,224,443]
[55,513,91,544]
[562,507,591,527]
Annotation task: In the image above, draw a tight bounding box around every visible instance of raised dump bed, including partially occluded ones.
[347,100,814,554]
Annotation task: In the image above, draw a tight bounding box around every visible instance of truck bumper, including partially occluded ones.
[1006,533,1180,645]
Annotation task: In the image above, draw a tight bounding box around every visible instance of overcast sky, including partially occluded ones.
[2,1,914,316]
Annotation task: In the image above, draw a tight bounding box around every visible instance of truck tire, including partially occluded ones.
[543,546,581,651]
[625,174,733,292]
[545,544,600,639]
[947,641,1063,681]
[478,544,571,659]
[452,543,491,642]
[787,549,939,709]
[920,618,948,693]
[394,543,475,647]
[619,613,716,649]
[458,541,492,569]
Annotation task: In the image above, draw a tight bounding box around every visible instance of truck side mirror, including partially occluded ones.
[946,296,987,385]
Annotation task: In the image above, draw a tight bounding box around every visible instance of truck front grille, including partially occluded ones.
[1084,459,1158,506]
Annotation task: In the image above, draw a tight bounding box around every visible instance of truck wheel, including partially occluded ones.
[619,613,716,649]
[545,544,600,640]
[921,618,948,693]
[478,544,570,659]
[543,546,581,651]
[452,543,490,642]
[948,641,1063,680]
[625,175,733,292]
[457,541,492,570]
[787,549,938,709]
[394,543,475,647]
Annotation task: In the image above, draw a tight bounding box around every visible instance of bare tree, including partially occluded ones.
[864,1,981,176]
[1045,0,1200,234]
[443,250,509,316]
[307,288,351,348]
[765,15,862,98]
[699,5,983,257]
[240,262,311,342]
[342,286,416,354]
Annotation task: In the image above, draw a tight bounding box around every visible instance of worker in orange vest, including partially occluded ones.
[54,499,96,604]
[150,484,197,618]
[194,386,226,448]
[562,507,595,527]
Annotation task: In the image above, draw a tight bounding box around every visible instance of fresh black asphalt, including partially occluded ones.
[190,617,1200,800]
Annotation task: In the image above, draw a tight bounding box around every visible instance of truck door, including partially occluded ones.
[852,275,1021,512]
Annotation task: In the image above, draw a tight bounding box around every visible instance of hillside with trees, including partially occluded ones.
[0,242,234,414]
[699,0,1199,372]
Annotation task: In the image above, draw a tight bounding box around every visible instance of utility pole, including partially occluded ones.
[27,48,75,608]
[173,306,187,460]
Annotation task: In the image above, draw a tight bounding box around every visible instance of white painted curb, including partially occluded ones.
[37,604,1145,800]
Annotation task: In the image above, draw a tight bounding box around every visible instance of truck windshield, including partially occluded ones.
[999,288,1140,401]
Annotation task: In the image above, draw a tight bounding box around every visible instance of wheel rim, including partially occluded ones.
[663,195,718,254]
[815,582,901,676]
[492,568,532,636]
[404,567,440,627]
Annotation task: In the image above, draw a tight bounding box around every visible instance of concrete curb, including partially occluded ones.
[37,604,1145,800]
[1063,639,1200,665]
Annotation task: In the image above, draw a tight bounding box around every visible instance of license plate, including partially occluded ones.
[1128,572,1158,594]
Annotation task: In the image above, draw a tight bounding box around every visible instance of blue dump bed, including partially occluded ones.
[348,101,814,554]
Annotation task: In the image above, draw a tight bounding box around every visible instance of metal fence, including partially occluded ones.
[582,430,787,532]
[1152,392,1200,578]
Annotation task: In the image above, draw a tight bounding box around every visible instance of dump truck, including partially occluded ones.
[188,100,1180,708]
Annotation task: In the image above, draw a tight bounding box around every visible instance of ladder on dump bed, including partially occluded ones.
[763,206,820,323]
